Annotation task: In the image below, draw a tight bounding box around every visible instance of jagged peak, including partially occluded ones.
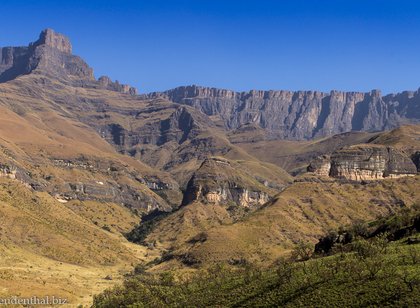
[32,29,72,54]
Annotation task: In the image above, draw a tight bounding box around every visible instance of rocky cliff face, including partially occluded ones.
[101,105,203,154]
[307,155,331,177]
[35,28,73,54]
[0,155,177,212]
[147,85,420,140]
[182,157,271,208]
[0,29,93,81]
[0,29,137,95]
[308,145,418,181]
[48,157,177,211]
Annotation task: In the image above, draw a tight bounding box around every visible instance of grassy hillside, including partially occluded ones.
[141,175,420,266]
[0,178,161,306]
[369,125,420,151]
[93,206,420,307]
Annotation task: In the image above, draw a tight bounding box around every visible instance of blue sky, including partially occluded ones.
[1,0,420,93]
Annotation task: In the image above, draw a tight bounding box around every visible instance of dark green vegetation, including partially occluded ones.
[315,204,420,255]
[93,206,420,307]
[126,210,170,245]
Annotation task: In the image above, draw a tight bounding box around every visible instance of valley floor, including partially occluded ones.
[0,241,156,307]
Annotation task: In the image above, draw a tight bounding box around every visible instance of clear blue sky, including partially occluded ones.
[1,0,420,94]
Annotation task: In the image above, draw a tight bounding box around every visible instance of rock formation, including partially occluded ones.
[0,29,137,95]
[146,85,420,140]
[182,157,271,208]
[98,76,138,95]
[34,28,73,54]
[0,29,93,81]
[308,145,418,181]
[307,155,331,177]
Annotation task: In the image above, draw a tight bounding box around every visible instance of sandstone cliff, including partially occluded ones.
[147,85,420,140]
[308,145,418,181]
[182,157,273,208]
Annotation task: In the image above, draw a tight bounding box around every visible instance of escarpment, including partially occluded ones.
[308,145,418,181]
[147,85,420,140]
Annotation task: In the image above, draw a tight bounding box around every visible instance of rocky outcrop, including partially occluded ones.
[0,155,179,214]
[0,29,137,95]
[49,157,180,211]
[307,155,331,177]
[0,163,33,188]
[98,76,138,95]
[182,157,271,208]
[56,181,168,212]
[0,163,17,179]
[308,145,418,181]
[0,46,29,80]
[146,85,420,140]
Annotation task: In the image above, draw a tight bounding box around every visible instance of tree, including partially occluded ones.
[292,240,313,261]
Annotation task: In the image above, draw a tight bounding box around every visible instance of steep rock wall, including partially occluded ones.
[147,85,420,140]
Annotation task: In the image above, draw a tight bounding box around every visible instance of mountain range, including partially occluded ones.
[0,29,419,306]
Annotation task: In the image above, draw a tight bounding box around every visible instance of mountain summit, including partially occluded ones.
[0,29,137,94]
[34,28,73,54]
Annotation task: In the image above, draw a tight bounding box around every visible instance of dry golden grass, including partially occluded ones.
[63,200,139,234]
[0,75,183,305]
[0,179,137,265]
[369,124,420,151]
[0,244,142,307]
[144,201,234,263]
[0,178,163,306]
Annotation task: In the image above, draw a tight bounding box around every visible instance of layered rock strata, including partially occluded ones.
[182,157,270,207]
[308,145,418,181]
[147,85,420,140]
